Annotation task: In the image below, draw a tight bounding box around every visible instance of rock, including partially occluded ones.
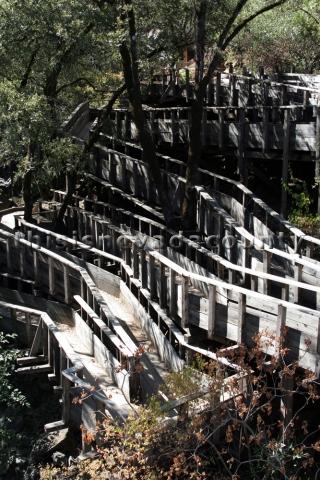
[15,456,27,466]
[30,427,79,464]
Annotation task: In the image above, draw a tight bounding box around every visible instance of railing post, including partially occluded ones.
[159,263,167,310]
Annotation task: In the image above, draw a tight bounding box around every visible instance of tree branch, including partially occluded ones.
[56,77,101,94]
[217,0,249,48]
[19,47,39,90]
[299,7,320,25]
[223,0,289,49]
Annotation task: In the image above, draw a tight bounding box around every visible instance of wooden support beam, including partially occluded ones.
[48,258,55,297]
[201,109,207,146]
[132,243,139,279]
[171,110,177,146]
[149,255,157,300]
[218,110,224,150]
[185,68,190,102]
[315,107,320,215]
[276,305,287,357]
[25,312,32,346]
[181,275,189,329]
[169,269,177,320]
[237,292,246,344]
[207,76,214,105]
[159,263,167,310]
[30,320,43,356]
[262,251,271,295]
[6,238,12,272]
[291,263,302,304]
[63,265,71,304]
[140,250,148,289]
[208,285,217,340]
[215,72,221,106]
[16,364,52,374]
[62,374,71,425]
[19,247,24,278]
[237,108,247,185]
[281,109,290,218]
[262,107,269,153]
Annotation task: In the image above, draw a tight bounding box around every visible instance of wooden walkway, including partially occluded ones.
[2,77,320,442]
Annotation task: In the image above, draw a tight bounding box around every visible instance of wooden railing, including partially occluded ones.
[81,148,320,305]
[0,299,102,432]
[12,210,320,372]
[99,134,320,257]
[146,69,320,107]
[39,196,320,311]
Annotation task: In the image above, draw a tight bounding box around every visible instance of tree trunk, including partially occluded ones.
[119,0,174,226]
[23,168,34,223]
[181,0,208,231]
[23,143,36,222]
[55,171,77,232]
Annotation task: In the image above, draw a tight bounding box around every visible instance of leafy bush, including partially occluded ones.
[39,331,320,479]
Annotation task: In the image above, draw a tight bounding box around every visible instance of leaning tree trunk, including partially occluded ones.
[54,84,127,232]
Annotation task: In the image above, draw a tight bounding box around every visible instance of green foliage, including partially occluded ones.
[228,0,320,72]
[0,331,29,408]
[0,331,30,474]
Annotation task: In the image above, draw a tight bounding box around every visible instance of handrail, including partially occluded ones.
[74,295,133,359]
